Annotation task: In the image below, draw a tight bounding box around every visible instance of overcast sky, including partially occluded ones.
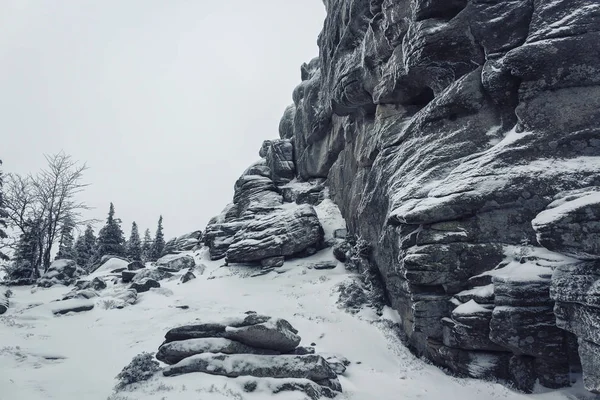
[1,1,326,240]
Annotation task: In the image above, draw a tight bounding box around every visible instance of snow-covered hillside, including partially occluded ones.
[0,203,595,400]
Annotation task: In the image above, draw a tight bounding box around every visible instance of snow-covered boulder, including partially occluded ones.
[156,253,195,272]
[50,298,94,315]
[164,314,300,353]
[37,259,86,288]
[131,268,173,283]
[127,261,145,271]
[226,204,324,263]
[162,231,203,254]
[157,337,279,365]
[92,257,130,275]
[130,278,160,293]
[163,353,338,387]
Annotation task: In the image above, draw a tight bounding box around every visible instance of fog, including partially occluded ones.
[1,0,326,239]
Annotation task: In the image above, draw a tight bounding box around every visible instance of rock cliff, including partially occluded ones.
[205,0,600,393]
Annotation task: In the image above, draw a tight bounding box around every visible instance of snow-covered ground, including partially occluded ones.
[0,203,595,399]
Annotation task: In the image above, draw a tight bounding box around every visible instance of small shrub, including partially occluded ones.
[115,352,161,390]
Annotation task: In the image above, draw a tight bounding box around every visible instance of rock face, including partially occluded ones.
[538,190,600,393]
[203,0,600,393]
[226,205,324,263]
[156,314,343,398]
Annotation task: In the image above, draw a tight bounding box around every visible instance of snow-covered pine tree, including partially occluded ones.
[55,220,75,260]
[127,222,142,261]
[0,160,8,261]
[96,203,126,258]
[149,216,165,261]
[141,228,152,262]
[75,224,97,268]
[12,218,43,280]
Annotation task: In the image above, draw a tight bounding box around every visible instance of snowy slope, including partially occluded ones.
[0,204,595,399]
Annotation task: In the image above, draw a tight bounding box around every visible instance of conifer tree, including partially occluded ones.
[75,224,97,268]
[127,222,142,261]
[0,160,8,261]
[96,203,125,258]
[55,220,75,260]
[13,218,43,279]
[141,228,152,262]
[149,216,165,261]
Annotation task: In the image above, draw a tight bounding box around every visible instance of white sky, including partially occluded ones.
[0,1,326,240]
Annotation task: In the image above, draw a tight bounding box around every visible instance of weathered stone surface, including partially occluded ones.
[226,205,324,263]
[157,337,279,365]
[260,256,285,268]
[130,278,160,293]
[131,268,173,283]
[224,318,301,353]
[533,188,600,260]
[579,339,600,394]
[163,353,336,383]
[156,254,196,272]
[263,139,295,184]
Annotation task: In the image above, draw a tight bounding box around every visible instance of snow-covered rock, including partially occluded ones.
[130,278,160,293]
[226,204,324,263]
[157,337,279,365]
[156,253,195,272]
[37,260,86,288]
[163,353,338,387]
[533,188,600,260]
[50,299,94,315]
[164,314,300,353]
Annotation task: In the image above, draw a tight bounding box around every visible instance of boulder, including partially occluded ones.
[311,261,337,270]
[131,268,173,283]
[130,279,160,293]
[180,270,196,284]
[0,293,8,315]
[75,277,106,291]
[163,353,337,384]
[156,254,196,271]
[38,260,86,288]
[127,261,145,271]
[156,337,280,364]
[224,318,301,352]
[122,270,137,283]
[165,316,300,353]
[51,299,94,315]
[260,256,285,268]
[226,205,324,263]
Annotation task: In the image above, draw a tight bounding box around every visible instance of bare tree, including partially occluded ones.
[4,152,91,274]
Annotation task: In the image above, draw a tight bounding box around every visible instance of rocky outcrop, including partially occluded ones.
[200,0,600,393]
[536,189,600,393]
[226,205,324,263]
[155,313,343,398]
